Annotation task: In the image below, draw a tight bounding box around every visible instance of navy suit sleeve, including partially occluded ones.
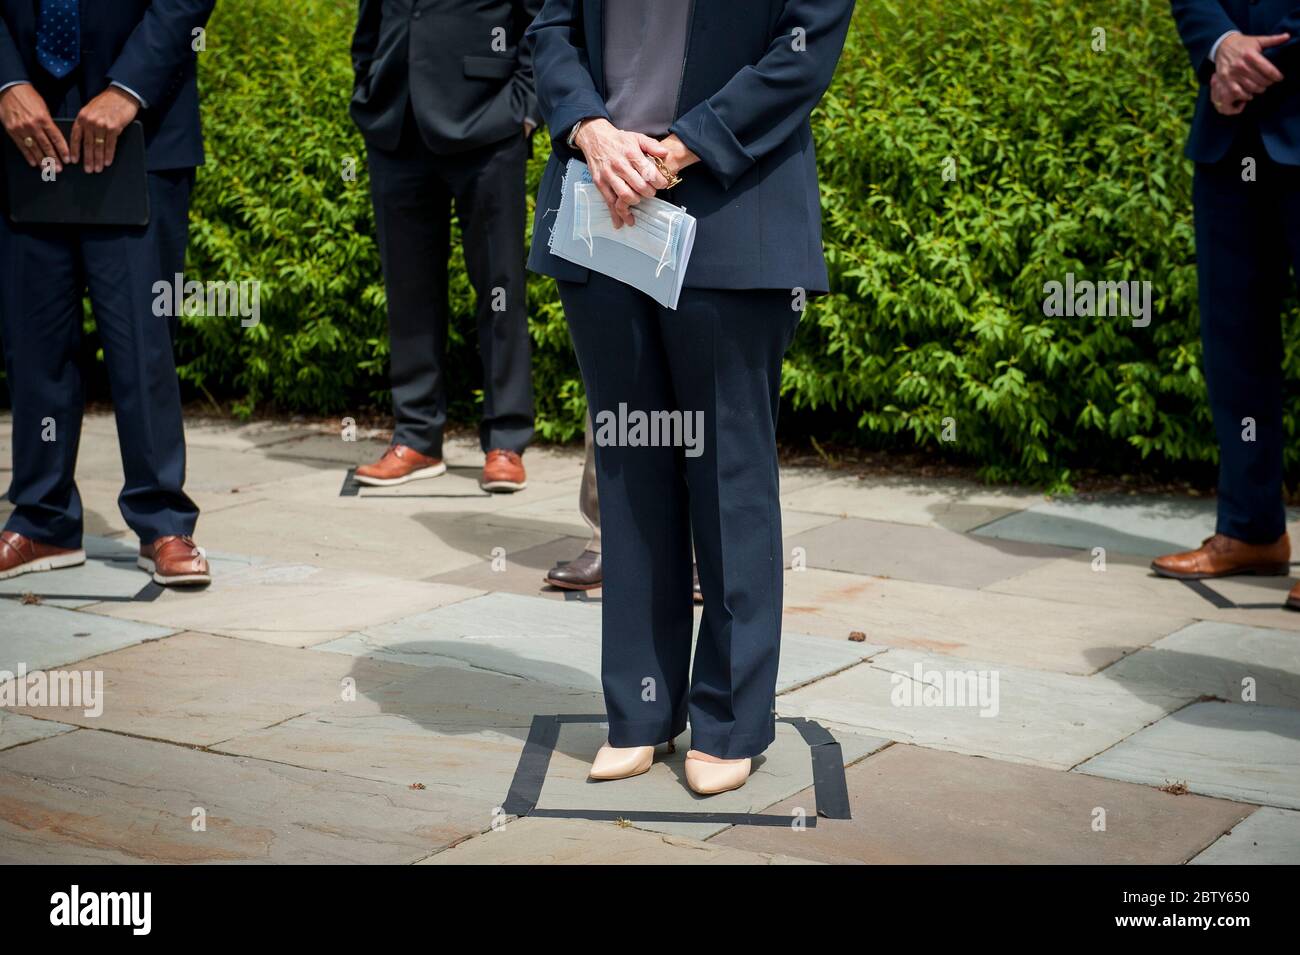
[1170,0,1240,80]
[513,0,545,126]
[352,0,382,86]
[527,0,611,155]
[0,13,28,87]
[669,0,856,191]
[105,0,217,110]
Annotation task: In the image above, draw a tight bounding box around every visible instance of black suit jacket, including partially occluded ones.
[1172,0,1300,164]
[0,0,214,171]
[351,0,542,154]
[526,0,855,293]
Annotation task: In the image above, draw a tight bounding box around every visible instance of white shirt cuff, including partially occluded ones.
[1209,30,1239,64]
[110,81,148,110]
[0,80,30,95]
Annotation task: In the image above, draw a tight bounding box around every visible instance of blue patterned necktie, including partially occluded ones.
[36,0,80,79]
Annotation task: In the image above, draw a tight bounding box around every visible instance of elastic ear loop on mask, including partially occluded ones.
[655,211,684,278]
[575,185,595,256]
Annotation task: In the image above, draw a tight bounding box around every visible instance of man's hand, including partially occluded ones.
[572,118,670,228]
[71,87,141,174]
[1212,32,1290,112]
[0,83,68,172]
[1210,72,1250,115]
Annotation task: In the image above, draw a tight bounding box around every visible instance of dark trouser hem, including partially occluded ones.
[686,721,777,760]
[3,514,82,551]
[390,429,444,461]
[1215,515,1288,547]
[606,717,688,749]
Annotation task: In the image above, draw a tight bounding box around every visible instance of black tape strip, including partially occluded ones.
[781,716,852,819]
[1179,579,1236,609]
[339,468,360,497]
[528,807,816,828]
[0,580,166,604]
[500,713,851,826]
[501,714,561,816]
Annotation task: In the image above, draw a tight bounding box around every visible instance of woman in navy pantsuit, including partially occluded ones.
[527,0,855,794]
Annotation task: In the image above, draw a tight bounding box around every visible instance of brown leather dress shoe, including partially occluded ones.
[1151,532,1291,580]
[0,531,85,581]
[354,444,447,487]
[481,449,527,493]
[139,535,211,586]
[545,549,601,590]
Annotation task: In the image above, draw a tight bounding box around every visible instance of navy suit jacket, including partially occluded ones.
[526,0,855,293]
[0,0,215,171]
[1173,0,1300,164]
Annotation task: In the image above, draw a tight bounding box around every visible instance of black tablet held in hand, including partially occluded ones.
[3,119,150,227]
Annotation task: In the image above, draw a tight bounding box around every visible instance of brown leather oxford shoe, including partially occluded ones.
[355,444,447,487]
[1150,532,1291,580]
[481,449,527,493]
[0,531,85,581]
[139,535,211,587]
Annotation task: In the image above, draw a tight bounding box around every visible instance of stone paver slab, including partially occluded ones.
[990,552,1300,633]
[711,742,1251,864]
[783,568,1187,674]
[191,496,566,577]
[974,494,1300,559]
[1076,702,1300,809]
[422,817,818,864]
[1190,808,1300,864]
[0,712,75,751]
[780,475,1038,531]
[0,601,175,673]
[214,664,605,808]
[11,631,420,746]
[777,649,1193,769]
[314,591,883,694]
[88,561,481,647]
[785,517,1075,589]
[1104,621,1300,710]
[0,729,483,863]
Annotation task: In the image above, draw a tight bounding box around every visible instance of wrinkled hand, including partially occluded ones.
[573,118,670,227]
[0,83,68,172]
[71,87,140,174]
[1212,32,1289,113]
[1210,72,1249,115]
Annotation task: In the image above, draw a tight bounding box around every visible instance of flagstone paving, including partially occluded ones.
[1,412,1297,863]
[710,743,1252,864]
[1076,702,1300,810]
[312,591,882,694]
[1189,808,1300,865]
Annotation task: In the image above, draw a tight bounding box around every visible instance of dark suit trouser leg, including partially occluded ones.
[444,134,535,454]
[83,171,200,543]
[1195,144,1291,543]
[559,274,799,759]
[0,216,85,548]
[367,133,453,458]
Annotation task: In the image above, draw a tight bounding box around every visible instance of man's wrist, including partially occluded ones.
[1210,30,1240,64]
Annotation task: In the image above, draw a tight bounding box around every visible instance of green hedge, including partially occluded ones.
[170,0,1296,485]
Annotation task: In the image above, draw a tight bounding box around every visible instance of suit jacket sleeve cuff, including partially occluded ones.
[548,92,611,155]
[670,99,752,191]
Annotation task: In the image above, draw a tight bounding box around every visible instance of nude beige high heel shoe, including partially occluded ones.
[588,740,676,781]
[684,750,752,795]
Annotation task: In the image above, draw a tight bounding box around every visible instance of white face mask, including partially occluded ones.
[572,182,688,277]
